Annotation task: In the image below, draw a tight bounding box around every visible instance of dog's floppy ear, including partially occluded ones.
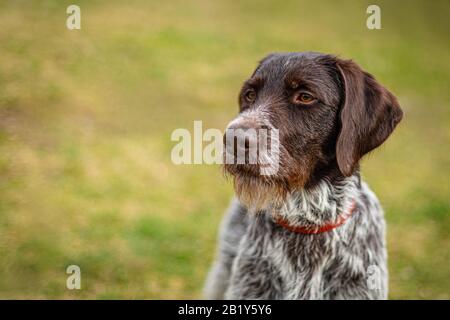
[335,59,403,176]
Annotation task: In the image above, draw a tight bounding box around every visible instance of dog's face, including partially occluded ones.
[224,52,402,209]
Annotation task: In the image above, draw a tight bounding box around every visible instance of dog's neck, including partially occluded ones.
[269,174,360,229]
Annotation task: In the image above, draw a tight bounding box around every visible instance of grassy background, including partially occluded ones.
[0,0,448,299]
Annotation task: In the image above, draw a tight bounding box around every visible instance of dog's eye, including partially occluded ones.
[293,92,316,105]
[244,89,256,103]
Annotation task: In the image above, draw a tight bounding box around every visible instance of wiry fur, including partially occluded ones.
[204,175,388,299]
[205,52,401,300]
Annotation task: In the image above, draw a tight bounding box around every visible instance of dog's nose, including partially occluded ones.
[224,123,259,151]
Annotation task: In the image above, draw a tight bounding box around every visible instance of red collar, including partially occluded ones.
[274,200,357,234]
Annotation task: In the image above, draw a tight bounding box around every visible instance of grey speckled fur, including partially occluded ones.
[204,52,401,300]
[204,174,388,300]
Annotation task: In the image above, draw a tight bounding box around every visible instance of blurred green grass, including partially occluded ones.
[0,0,448,299]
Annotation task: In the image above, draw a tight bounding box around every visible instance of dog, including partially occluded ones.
[204,52,403,299]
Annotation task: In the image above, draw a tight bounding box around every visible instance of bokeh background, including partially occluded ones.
[0,0,448,299]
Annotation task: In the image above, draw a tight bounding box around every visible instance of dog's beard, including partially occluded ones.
[224,166,287,211]
[222,144,317,211]
[235,177,285,211]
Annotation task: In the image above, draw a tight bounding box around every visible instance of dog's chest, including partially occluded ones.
[230,212,358,299]
[225,181,387,299]
[244,213,339,263]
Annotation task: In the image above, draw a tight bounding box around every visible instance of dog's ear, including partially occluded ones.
[335,59,403,176]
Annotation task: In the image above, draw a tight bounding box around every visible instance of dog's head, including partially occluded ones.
[223,52,403,209]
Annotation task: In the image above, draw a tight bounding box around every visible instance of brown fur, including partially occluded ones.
[223,52,402,208]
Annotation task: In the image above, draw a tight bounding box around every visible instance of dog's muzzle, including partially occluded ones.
[223,111,280,176]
